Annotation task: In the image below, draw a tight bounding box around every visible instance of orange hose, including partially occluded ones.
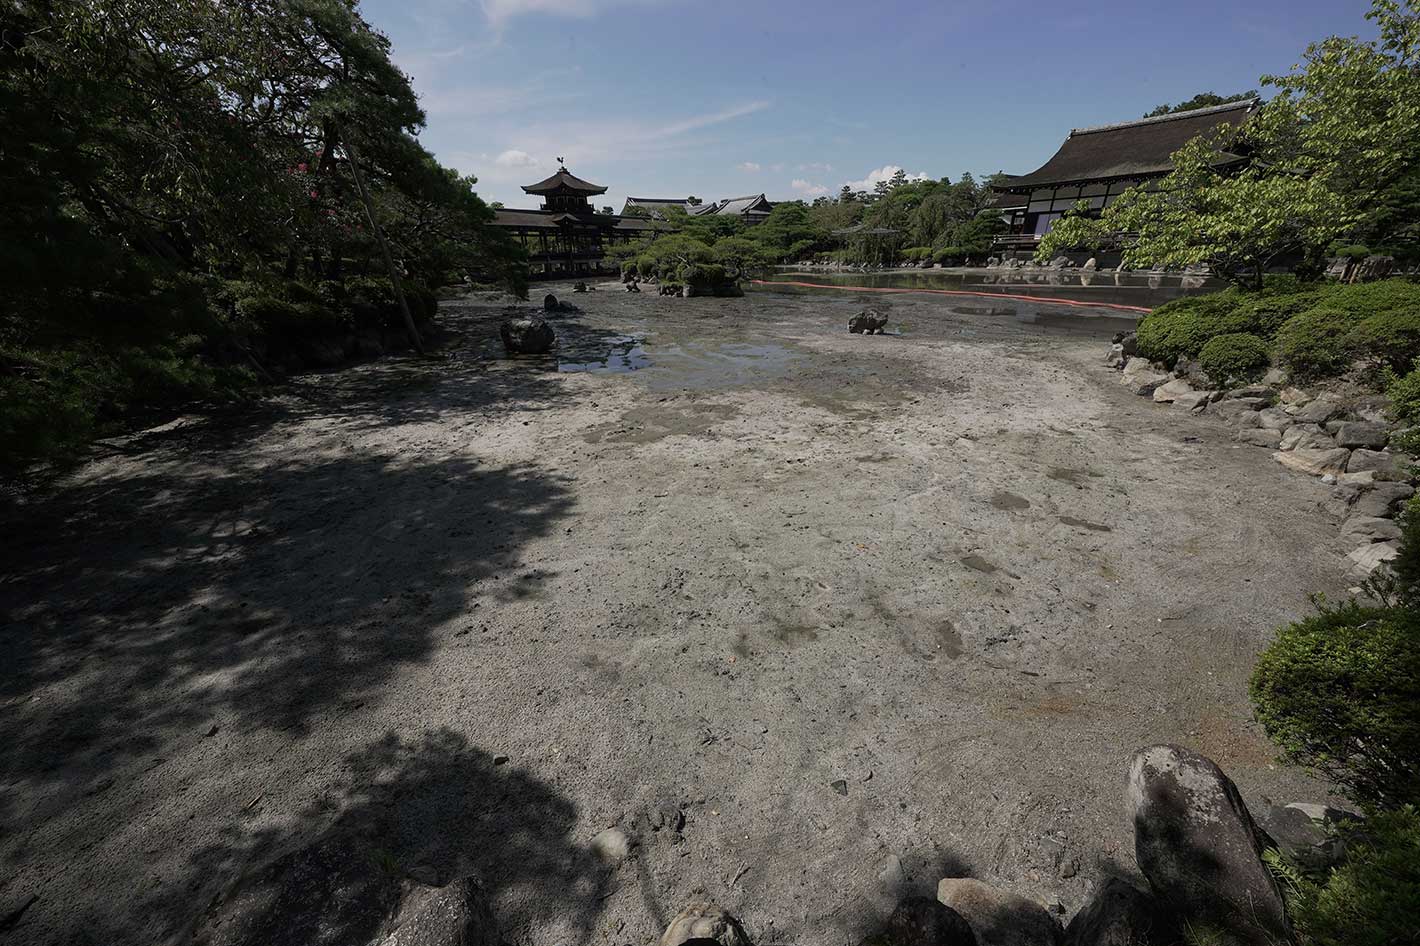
[751,279,1154,315]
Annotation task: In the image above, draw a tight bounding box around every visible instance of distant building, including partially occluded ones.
[704,194,774,224]
[492,166,664,277]
[620,196,707,219]
[991,100,1258,254]
[622,193,775,224]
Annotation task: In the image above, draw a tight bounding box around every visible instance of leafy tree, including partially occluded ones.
[1040,0,1420,286]
[1144,90,1258,117]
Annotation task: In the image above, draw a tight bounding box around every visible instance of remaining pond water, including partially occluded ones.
[757,267,1222,309]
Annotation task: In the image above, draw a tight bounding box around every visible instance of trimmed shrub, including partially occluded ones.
[1133,288,1248,364]
[1232,288,1326,336]
[679,262,729,292]
[1286,807,1420,946]
[1349,308,1420,373]
[1275,307,1363,378]
[1198,332,1270,383]
[1249,603,1420,809]
[1316,277,1420,317]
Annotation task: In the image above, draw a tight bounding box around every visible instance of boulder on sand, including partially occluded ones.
[936,877,1062,946]
[1272,447,1351,477]
[500,316,556,355]
[1151,379,1193,404]
[1062,878,1171,946]
[659,901,749,946]
[1126,745,1289,946]
[849,309,889,335]
[1120,358,1169,397]
[194,828,498,946]
[869,896,978,946]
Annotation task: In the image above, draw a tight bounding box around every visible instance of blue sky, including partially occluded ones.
[363,0,1377,211]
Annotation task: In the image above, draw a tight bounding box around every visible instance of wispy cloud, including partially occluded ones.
[798,161,833,173]
[791,178,828,196]
[495,149,540,168]
[844,165,930,192]
[737,161,762,172]
[480,0,670,26]
[659,100,769,137]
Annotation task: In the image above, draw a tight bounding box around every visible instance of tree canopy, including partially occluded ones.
[1,0,526,471]
[1040,0,1420,284]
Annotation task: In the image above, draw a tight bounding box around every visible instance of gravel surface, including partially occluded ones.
[0,283,1342,945]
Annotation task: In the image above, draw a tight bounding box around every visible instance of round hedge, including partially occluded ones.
[1198,332,1270,384]
[1275,307,1363,378]
[1249,603,1420,809]
[1349,308,1420,373]
[1133,289,1250,365]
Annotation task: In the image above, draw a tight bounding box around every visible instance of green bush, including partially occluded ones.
[1349,308,1420,373]
[1315,278,1420,317]
[1388,366,1420,424]
[1134,288,1249,364]
[1249,603,1420,809]
[678,262,729,292]
[1198,332,1270,383]
[1285,807,1420,946]
[1275,308,1363,378]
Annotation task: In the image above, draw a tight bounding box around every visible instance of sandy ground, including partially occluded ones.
[0,284,1344,945]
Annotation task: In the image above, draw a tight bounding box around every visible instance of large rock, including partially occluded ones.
[1348,540,1400,576]
[1272,447,1351,477]
[1105,344,1127,369]
[1352,481,1415,519]
[1236,428,1282,448]
[1224,385,1277,404]
[1290,396,1344,424]
[1278,424,1334,452]
[1151,379,1193,403]
[1126,746,1288,946]
[1119,359,1169,397]
[870,896,978,946]
[1171,391,1214,413]
[1254,805,1348,872]
[1333,421,1389,449]
[1347,448,1397,475]
[1339,515,1403,543]
[1209,398,1265,423]
[194,831,497,946]
[1061,879,1171,946]
[500,316,556,355]
[850,309,889,335]
[936,878,1062,946]
[1255,407,1294,432]
[659,901,749,946]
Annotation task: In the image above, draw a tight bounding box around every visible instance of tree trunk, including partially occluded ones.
[344,139,424,355]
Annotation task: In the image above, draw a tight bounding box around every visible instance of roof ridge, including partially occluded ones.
[1070,99,1258,137]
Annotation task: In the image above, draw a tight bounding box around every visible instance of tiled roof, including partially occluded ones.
[521,167,608,195]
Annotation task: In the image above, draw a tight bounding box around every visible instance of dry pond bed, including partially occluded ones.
[0,283,1344,944]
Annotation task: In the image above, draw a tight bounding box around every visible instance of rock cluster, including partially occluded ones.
[195,747,1355,946]
[850,309,889,335]
[1105,334,1413,580]
[499,315,556,355]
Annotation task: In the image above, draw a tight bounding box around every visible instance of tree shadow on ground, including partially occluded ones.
[0,449,574,825]
[162,727,608,946]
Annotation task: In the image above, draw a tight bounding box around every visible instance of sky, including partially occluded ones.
[361,0,1378,212]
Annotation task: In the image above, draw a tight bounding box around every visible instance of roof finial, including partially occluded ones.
[556,155,565,169]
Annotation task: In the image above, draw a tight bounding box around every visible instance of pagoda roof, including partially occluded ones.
[711,194,773,217]
[522,166,608,196]
[1000,99,1258,190]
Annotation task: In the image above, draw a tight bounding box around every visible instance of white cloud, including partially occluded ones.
[659,100,769,137]
[495,149,540,168]
[843,165,930,192]
[738,161,762,172]
[798,162,833,173]
[791,179,829,196]
[481,0,667,26]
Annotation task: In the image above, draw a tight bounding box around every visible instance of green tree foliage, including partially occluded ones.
[1040,0,1420,286]
[1,0,524,471]
[1249,602,1420,809]
[1143,90,1258,118]
[1284,807,1420,946]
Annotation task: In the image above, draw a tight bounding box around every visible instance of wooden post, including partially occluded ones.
[344,138,424,355]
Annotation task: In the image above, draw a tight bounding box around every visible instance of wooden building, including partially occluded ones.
[622,193,774,224]
[620,196,707,219]
[991,100,1258,253]
[492,166,664,277]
